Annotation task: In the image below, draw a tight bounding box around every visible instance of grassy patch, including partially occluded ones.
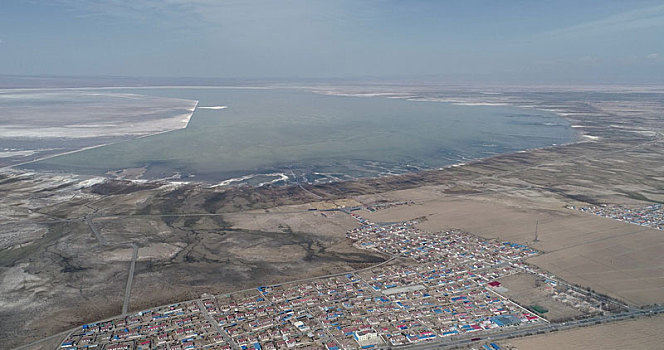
[529,304,549,314]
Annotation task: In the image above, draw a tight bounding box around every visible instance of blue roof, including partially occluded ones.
[491,315,520,327]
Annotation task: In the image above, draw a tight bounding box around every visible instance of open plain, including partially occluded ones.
[508,313,664,350]
[360,194,664,306]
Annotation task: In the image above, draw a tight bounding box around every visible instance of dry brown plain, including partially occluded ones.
[508,314,664,350]
[359,192,664,306]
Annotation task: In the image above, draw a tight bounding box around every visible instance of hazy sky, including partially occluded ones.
[2,0,664,83]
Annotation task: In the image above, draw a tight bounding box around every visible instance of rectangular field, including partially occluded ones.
[509,313,664,350]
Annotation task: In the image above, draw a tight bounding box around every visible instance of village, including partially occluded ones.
[59,210,622,350]
[569,203,664,231]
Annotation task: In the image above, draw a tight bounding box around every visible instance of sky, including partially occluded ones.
[1,0,664,84]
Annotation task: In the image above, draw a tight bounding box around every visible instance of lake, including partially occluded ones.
[28,87,577,185]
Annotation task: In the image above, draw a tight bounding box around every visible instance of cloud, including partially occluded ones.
[544,4,664,37]
[621,53,663,65]
[52,0,334,22]
[50,0,382,31]
[578,56,600,64]
[47,0,196,23]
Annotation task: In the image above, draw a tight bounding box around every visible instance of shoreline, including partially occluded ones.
[0,100,199,172]
[191,90,587,189]
[1,88,587,190]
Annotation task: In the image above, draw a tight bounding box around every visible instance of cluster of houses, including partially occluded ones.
[570,203,664,230]
[61,301,231,350]
[204,266,540,350]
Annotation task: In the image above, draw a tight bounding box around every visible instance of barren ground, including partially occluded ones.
[496,273,584,322]
[508,314,664,350]
[360,194,664,306]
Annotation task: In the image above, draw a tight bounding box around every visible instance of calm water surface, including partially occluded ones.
[32,87,576,184]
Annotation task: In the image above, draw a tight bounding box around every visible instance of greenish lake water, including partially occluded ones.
[30,87,576,185]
